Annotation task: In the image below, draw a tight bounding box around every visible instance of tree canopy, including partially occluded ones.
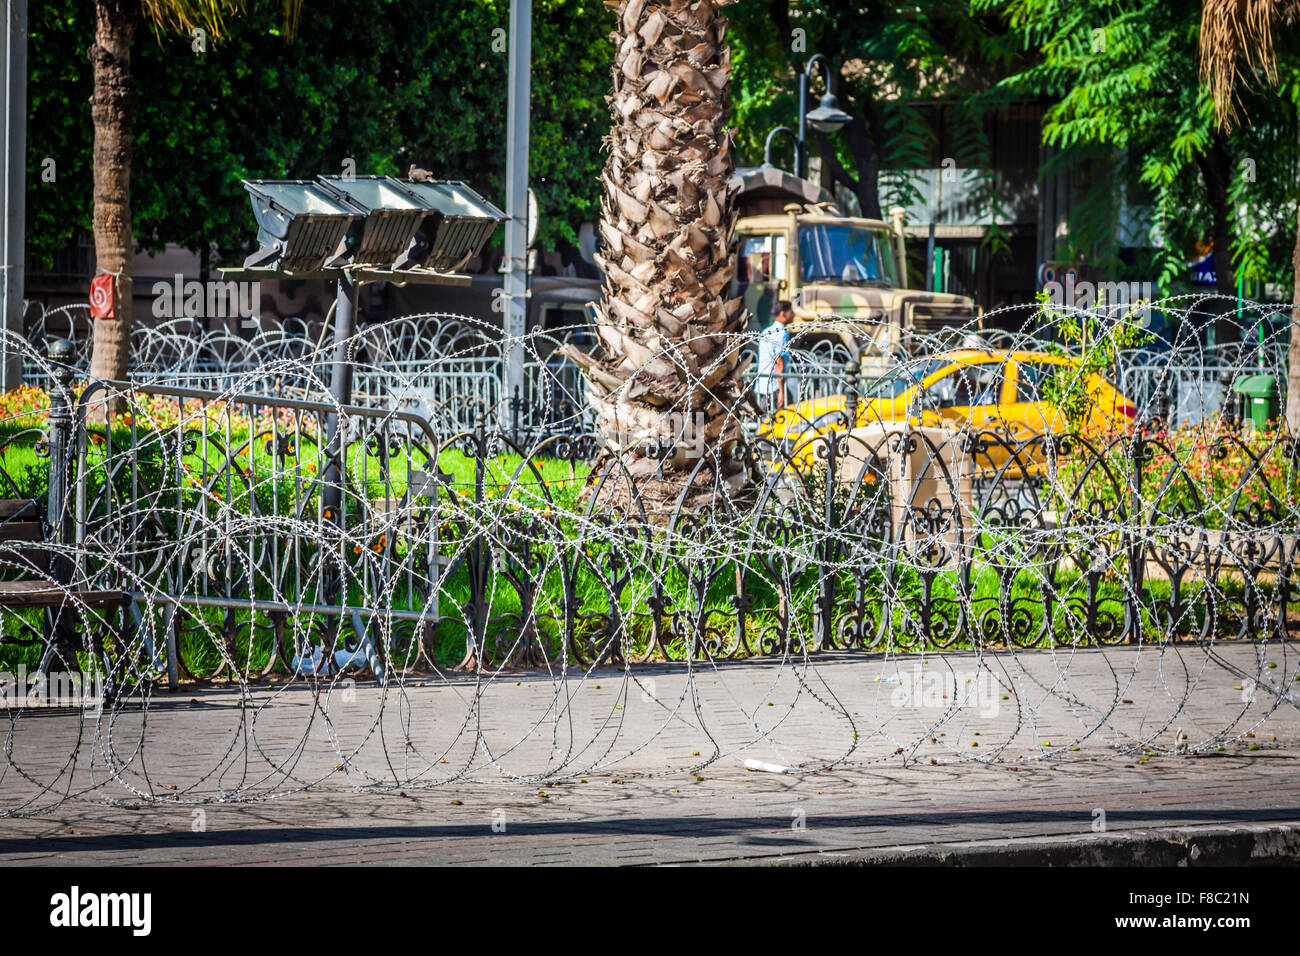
[23,0,1300,296]
[975,0,1300,294]
[729,0,1019,241]
[26,0,613,269]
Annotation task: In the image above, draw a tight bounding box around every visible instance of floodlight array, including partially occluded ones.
[241,175,504,274]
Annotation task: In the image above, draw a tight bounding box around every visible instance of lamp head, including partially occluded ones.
[241,180,360,272]
[806,93,852,133]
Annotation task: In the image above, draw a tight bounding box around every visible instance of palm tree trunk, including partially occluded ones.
[561,0,747,511]
[87,0,136,396]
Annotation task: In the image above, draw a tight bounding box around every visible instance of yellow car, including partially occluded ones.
[759,349,1137,469]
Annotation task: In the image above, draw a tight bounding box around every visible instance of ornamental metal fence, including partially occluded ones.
[3,327,1297,684]
[18,299,1296,433]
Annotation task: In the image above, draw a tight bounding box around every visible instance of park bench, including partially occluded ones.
[0,497,129,699]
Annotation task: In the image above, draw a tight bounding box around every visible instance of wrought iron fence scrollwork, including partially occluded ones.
[0,331,1295,680]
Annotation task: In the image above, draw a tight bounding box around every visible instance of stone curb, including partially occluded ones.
[717,821,1300,867]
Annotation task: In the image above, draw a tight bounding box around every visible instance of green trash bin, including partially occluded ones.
[1231,374,1278,431]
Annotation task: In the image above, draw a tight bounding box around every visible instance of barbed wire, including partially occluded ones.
[1,294,1298,814]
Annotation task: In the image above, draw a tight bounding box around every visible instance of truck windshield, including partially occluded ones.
[799,224,897,286]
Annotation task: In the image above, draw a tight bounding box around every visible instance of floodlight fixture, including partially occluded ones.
[242,180,360,272]
[316,175,433,268]
[391,179,506,272]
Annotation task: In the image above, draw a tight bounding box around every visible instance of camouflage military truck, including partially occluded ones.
[731,166,980,372]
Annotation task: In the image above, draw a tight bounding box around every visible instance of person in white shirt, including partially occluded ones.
[754,300,795,416]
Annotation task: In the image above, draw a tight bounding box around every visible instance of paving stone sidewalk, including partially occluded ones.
[2,645,1298,865]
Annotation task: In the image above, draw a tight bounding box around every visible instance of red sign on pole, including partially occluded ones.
[89,273,115,319]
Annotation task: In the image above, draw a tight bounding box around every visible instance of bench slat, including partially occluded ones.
[0,521,44,542]
[0,499,39,520]
[0,502,126,612]
[0,547,52,573]
[0,580,128,610]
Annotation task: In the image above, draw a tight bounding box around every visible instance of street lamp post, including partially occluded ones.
[503,0,531,441]
[763,126,801,172]
[2,0,27,389]
[785,53,853,179]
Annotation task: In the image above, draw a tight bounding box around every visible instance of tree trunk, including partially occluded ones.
[87,0,135,397]
[1287,204,1300,433]
[1198,138,1240,343]
[563,0,747,512]
[814,105,884,220]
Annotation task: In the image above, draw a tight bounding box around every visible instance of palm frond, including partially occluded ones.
[140,1,304,40]
[1199,0,1299,129]
[140,1,241,38]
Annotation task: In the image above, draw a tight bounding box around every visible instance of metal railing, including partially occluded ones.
[57,378,454,685]
[23,300,1296,434]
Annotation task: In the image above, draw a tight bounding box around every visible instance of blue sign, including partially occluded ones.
[1188,250,1215,286]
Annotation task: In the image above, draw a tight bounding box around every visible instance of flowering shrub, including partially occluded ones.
[1049,419,1300,529]
[0,386,315,439]
[111,393,319,439]
[0,384,52,427]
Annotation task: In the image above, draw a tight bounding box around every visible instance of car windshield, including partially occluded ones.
[799,224,898,286]
[863,359,948,400]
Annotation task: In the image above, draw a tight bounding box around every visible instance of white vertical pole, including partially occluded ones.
[2,0,28,388]
[503,0,531,436]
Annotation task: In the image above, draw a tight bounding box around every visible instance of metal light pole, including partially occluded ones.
[796,54,851,180]
[762,54,851,180]
[926,168,943,292]
[503,0,531,438]
[2,0,28,388]
[321,275,357,525]
[328,276,357,411]
[762,126,801,172]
